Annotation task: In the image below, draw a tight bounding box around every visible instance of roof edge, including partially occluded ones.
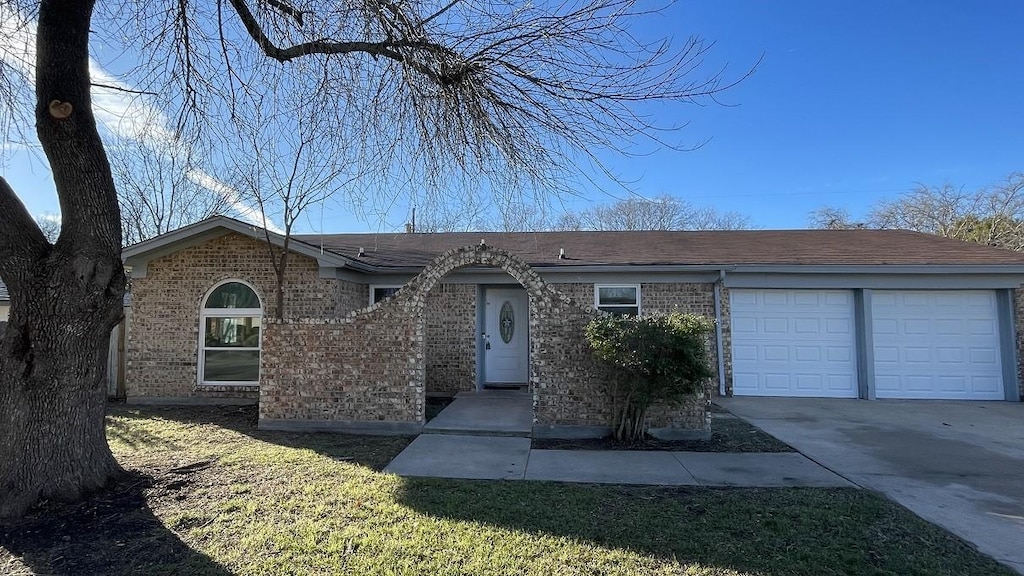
[121,216,365,272]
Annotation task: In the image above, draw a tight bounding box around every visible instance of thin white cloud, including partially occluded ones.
[0,5,273,232]
[186,169,284,234]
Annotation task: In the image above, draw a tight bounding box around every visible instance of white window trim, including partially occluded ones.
[369,284,403,306]
[594,284,642,315]
[198,279,263,387]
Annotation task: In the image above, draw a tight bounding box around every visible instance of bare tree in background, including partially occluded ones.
[556,194,752,231]
[809,173,1024,250]
[0,0,750,517]
[807,206,860,230]
[110,134,229,245]
[32,212,60,242]
[229,103,361,319]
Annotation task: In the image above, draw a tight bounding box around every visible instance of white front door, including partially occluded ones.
[483,288,529,384]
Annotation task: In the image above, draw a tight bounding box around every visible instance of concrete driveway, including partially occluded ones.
[717,397,1024,574]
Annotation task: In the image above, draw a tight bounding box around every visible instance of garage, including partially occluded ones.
[872,290,1004,400]
[731,289,858,398]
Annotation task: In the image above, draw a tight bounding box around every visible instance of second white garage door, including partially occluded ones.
[731,289,858,398]
[872,290,1004,400]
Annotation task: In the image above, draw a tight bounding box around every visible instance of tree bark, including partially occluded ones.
[0,0,125,518]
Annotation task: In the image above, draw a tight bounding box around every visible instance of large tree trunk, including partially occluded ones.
[0,0,125,519]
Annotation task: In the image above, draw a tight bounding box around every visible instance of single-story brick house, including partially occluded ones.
[121,216,1024,437]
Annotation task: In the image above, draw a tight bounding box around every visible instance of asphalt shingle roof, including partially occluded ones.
[292,229,1024,269]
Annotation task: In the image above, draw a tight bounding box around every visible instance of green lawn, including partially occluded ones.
[0,405,1012,576]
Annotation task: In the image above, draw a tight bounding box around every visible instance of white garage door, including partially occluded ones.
[872,290,1003,400]
[731,289,858,398]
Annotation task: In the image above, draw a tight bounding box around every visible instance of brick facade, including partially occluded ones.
[126,232,365,401]
[718,286,733,396]
[127,234,718,432]
[259,244,711,432]
[424,284,477,395]
[1014,288,1024,400]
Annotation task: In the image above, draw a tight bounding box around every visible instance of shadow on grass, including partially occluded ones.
[0,471,231,576]
[107,403,411,471]
[396,480,1014,576]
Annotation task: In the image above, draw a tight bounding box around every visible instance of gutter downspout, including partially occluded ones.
[713,269,727,396]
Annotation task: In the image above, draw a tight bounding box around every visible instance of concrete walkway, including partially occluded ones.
[384,434,852,487]
[718,397,1024,575]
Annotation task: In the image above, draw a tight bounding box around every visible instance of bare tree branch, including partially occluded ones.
[556,194,752,231]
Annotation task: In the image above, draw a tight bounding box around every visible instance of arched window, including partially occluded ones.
[199,281,262,385]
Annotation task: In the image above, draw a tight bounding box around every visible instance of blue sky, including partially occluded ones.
[591,0,1024,228]
[6,0,1024,232]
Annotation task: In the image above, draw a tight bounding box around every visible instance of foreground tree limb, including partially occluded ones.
[0,0,125,519]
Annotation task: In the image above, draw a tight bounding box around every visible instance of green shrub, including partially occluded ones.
[585,312,715,442]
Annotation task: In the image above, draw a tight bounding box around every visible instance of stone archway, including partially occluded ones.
[259,242,708,436]
[402,243,554,396]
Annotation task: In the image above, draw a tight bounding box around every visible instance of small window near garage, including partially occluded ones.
[199,281,262,386]
[370,285,402,305]
[595,285,641,316]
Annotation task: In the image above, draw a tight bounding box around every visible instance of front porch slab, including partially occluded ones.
[422,391,533,437]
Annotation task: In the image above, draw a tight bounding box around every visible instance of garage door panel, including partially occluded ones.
[794,374,823,390]
[873,318,898,335]
[874,346,898,363]
[903,347,931,363]
[793,318,819,333]
[969,319,997,336]
[732,317,758,334]
[732,372,759,391]
[825,318,852,334]
[826,347,851,362]
[971,376,1001,394]
[794,346,820,362]
[872,290,1003,400]
[827,374,856,391]
[732,344,758,362]
[731,289,858,398]
[902,319,930,335]
[936,347,964,363]
[969,348,997,364]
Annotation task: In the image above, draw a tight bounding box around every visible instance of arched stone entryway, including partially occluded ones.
[258,243,708,436]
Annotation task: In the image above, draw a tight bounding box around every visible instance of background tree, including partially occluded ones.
[808,172,1024,250]
[228,100,362,319]
[110,133,230,245]
[32,212,60,242]
[0,0,747,518]
[556,194,752,231]
[807,206,861,230]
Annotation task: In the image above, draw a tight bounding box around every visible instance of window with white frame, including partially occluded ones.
[199,281,262,385]
[370,285,402,305]
[595,284,641,316]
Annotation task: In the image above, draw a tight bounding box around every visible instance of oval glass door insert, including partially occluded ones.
[499,301,515,343]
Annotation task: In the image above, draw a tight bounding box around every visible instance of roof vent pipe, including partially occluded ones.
[357,247,365,257]
[558,248,565,259]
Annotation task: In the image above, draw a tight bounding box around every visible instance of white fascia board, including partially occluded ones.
[724,272,1024,290]
[122,216,364,277]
